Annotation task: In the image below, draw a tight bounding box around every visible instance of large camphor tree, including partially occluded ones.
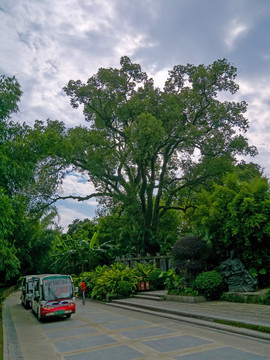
[62,56,256,253]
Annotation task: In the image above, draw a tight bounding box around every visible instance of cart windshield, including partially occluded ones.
[43,277,73,301]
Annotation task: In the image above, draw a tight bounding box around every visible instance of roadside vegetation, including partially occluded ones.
[1,58,270,297]
[2,60,270,360]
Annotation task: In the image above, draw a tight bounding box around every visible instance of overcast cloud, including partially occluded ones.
[1,0,270,230]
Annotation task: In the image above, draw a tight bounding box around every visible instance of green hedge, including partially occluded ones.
[194,270,224,300]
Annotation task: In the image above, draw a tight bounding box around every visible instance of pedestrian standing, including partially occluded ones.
[80,281,86,305]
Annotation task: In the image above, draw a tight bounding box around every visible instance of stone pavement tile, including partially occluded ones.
[102,319,150,330]
[142,335,212,353]
[120,326,175,339]
[53,334,117,353]
[40,319,85,330]
[46,325,98,339]
[175,346,269,360]
[84,313,128,323]
[64,345,144,360]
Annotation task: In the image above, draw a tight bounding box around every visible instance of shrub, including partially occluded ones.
[148,269,165,290]
[159,269,182,293]
[194,270,224,300]
[118,281,133,297]
[159,269,198,295]
[262,290,270,305]
[135,263,156,281]
[89,263,138,300]
[172,236,210,281]
[172,236,209,261]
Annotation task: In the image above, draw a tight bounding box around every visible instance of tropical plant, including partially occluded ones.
[147,268,165,290]
[88,263,138,301]
[50,233,114,274]
[135,262,156,281]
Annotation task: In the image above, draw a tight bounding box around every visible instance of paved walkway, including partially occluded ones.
[108,290,270,337]
[3,290,270,360]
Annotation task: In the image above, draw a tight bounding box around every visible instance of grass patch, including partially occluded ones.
[214,319,270,334]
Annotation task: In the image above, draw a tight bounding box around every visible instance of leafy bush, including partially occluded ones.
[159,269,198,295]
[135,263,156,280]
[118,281,133,297]
[262,289,270,305]
[172,236,210,281]
[194,270,224,299]
[87,263,138,301]
[172,236,209,260]
[148,269,165,290]
[159,269,183,293]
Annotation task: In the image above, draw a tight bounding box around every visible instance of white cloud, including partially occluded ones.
[235,77,270,175]
[60,172,95,198]
[224,18,248,50]
[2,0,270,226]
[115,33,156,59]
[150,69,168,89]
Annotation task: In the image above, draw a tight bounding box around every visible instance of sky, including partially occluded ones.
[1,0,270,230]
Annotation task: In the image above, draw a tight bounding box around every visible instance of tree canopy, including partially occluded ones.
[192,171,270,286]
[60,56,256,253]
[0,75,61,282]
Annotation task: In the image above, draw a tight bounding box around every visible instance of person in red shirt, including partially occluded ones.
[80,281,86,305]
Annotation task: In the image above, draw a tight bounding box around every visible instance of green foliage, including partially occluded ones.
[157,209,182,254]
[262,290,270,305]
[62,56,255,254]
[193,172,270,286]
[172,236,209,260]
[135,262,156,280]
[0,75,61,283]
[67,219,96,240]
[118,281,133,297]
[147,268,165,290]
[85,263,138,301]
[159,269,181,293]
[159,269,198,295]
[194,270,224,299]
[0,75,22,121]
[50,232,114,275]
[172,236,210,281]
[0,239,20,282]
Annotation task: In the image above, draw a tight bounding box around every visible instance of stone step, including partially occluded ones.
[107,301,270,341]
[133,294,164,301]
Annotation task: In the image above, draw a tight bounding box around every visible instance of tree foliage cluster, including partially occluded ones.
[0,75,61,282]
[61,56,256,253]
[191,173,270,286]
[1,56,270,287]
